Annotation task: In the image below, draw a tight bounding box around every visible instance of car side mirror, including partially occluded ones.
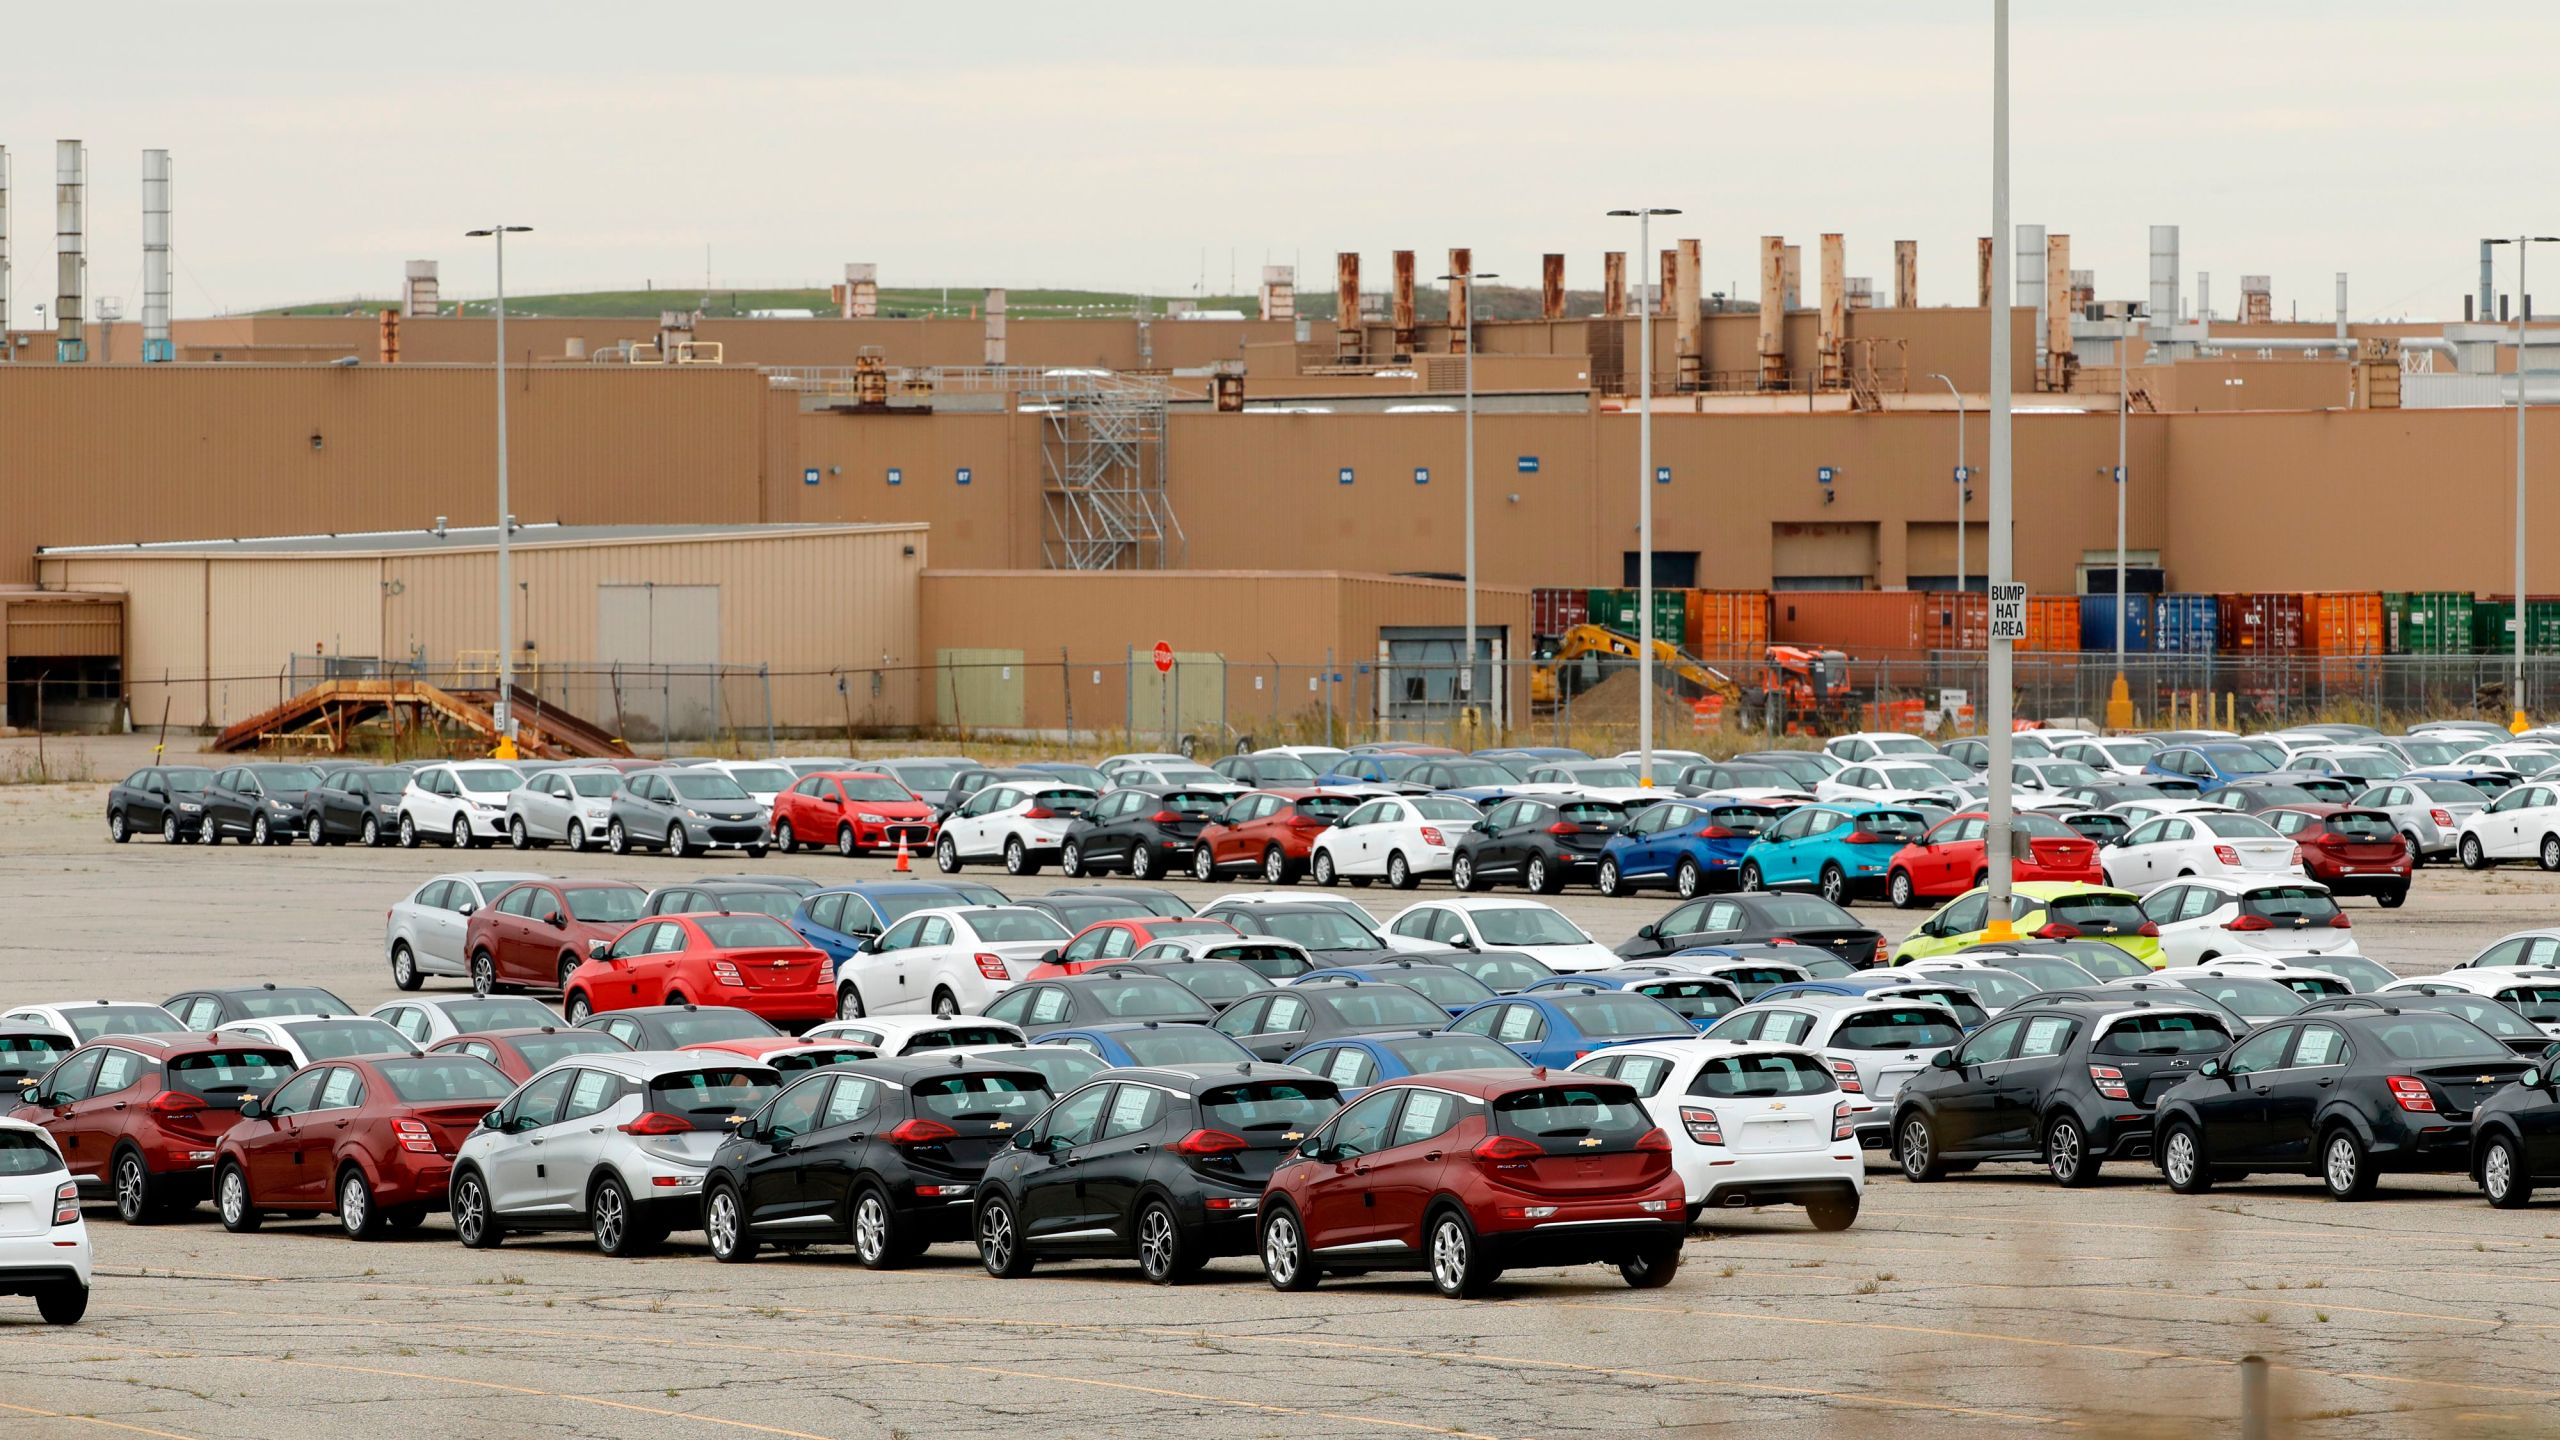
[587,940,608,960]
[1930,1050,1957,1070]
[547,912,568,929]
[238,1096,265,1120]
[1011,1129,1041,1151]
[2525,1067,2546,1089]
[1636,923,1658,940]
[1295,1135,1328,1161]
[479,1110,505,1131]
[2199,1058,2224,1080]
[1040,949,1061,964]
[458,901,477,917]
[17,1079,39,1103]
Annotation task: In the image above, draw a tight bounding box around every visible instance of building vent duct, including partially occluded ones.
[1258,264,1295,322]
[1445,248,1470,353]
[982,287,1006,365]
[1893,240,1916,309]
[1541,253,1565,320]
[2336,272,2348,338]
[2148,225,2180,339]
[1390,250,1416,356]
[1601,251,1626,318]
[2197,271,2211,323]
[141,148,171,362]
[402,260,439,318]
[1333,252,1361,358]
[839,263,877,319]
[2241,274,2273,324]
[54,139,85,363]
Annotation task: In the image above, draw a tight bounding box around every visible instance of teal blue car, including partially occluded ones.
[1737,803,1932,907]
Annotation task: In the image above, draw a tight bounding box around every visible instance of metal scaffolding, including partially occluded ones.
[1030,369,1181,570]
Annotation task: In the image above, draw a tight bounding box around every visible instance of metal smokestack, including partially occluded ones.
[2015,223,2045,377]
[2148,225,2180,340]
[142,148,171,362]
[2483,240,2497,327]
[2335,272,2348,339]
[54,139,85,363]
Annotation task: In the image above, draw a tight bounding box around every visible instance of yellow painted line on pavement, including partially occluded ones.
[0,1399,200,1440]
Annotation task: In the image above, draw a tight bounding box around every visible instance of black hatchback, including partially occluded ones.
[1894,1000,2237,1187]
[2152,1007,2531,1200]
[705,1055,1053,1267]
[1451,797,1624,895]
[1613,892,1888,971]
[1061,786,1231,881]
[974,1063,1342,1284]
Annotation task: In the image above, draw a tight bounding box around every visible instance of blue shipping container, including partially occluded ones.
[2079,594,2155,652]
[2153,593,2220,654]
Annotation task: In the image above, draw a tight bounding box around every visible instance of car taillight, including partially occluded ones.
[1634,1127,1672,1153]
[395,1118,439,1154]
[1170,1128,1250,1157]
[2037,922,2082,940]
[1419,826,1445,846]
[1847,829,1896,845]
[2329,912,2353,929]
[1547,822,1581,836]
[149,1091,205,1114]
[1152,810,1188,824]
[2431,808,2454,827]
[1873,938,1889,965]
[2224,914,2273,932]
[1827,1058,1864,1094]
[1472,1134,1544,1163]
[1697,825,1735,839]
[2289,845,2305,865]
[885,1118,959,1146]
[1678,1105,1723,1146]
[710,960,745,986]
[2386,1076,2436,1113]
[1292,813,1327,828]
[1022,806,1055,820]
[974,952,1009,980]
[2088,1064,2130,1100]
[52,1181,78,1227]
[618,1111,694,1135]
[2214,845,2241,867]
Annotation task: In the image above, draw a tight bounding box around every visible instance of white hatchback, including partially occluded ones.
[0,1120,90,1324]
[1572,1040,1863,1229]
[506,766,626,852]
[2102,810,2300,888]
[2455,782,2560,870]
[219,1015,420,1068]
[1308,794,1485,890]
[936,783,1099,876]
[802,1015,1030,1054]
[1699,996,1969,1150]
[399,761,530,850]
[2136,877,2363,968]
[1381,898,1618,973]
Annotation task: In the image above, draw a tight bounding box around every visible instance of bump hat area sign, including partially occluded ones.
[1989,582,2028,641]
[1153,642,1174,674]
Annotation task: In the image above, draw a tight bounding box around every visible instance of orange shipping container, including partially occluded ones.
[2020,595,2079,652]
[1920,592,1986,652]
[2306,591,2384,655]
[1683,589,1769,660]
[1769,590,1930,655]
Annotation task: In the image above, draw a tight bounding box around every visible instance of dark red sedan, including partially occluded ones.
[1258,1070,1687,1298]
[2261,806,2415,906]
[1884,810,2100,908]
[10,1033,296,1224]
[427,1025,633,1084]
[1192,789,1361,884]
[562,912,834,1030]
[463,879,648,995]
[214,1053,513,1239]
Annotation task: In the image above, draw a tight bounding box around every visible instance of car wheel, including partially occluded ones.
[470,950,499,998]
[308,814,328,846]
[1818,863,1848,906]
[390,941,422,992]
[707,1184,758,1263]
[35,1284,88,1326]
[1377,851,1413,891]
[2403,831,2425,868]
[109,809,129,843]
[217,1163,262,1233]
[1004,836,1034,876]
[775,820,798,854]
[1527,855,1562,895]
[1192,845,1217,882]
[1260,1204,1320,1291]
[977,1195,1034,1278]
[1426,1209,1497,1299]
[559,955,581,991]
[2160,1122,2211,1194]
[1739,861,1765,893]
[2045,1115,2099,1188]
[1595,859,1624,898]
[1453,853,1484,892]
[2322,1128,2376,1201]
[162,813,180,844]
[398,814,420,848]
[1312,849,1339,887]
[509,816,532,850]
[591,1174,653,1255]
[1617,1239,1682,1290]
[450,816,475,851]
[451,1169,504,1248]
[936,837,962,873]
[932,987,960,1019]
[2377,887,2407,909]
[1896,1115,1944,1183]
[1264,846,1294,886]
[837,985,867,1021]
[2461,833,2489,870]
[607,820,631,855]
[666,824,691,860]
[339,1167,385,1240]
[2483,1135,2534,1209]
[1889,870,1917,909]
[564,820,587,852]
[361,814,382,846]
[1675,858,1703,899]
[252,814,272,846]
[1061,842,1086,877]
[564,991,593,1024]
[112,1150,158,1225]
[2541,834,2560,872]
[1136,1199,1201,1285]
[745,844,768,860]
[1128,844,1156,881]
[850,1184,911,1269]
[1806,1192,1860,1232]
[836,824,861,857]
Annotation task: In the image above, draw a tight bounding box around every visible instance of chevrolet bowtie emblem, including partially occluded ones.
[1578,1137,1603,1148]
[1282,1131,1304,1142]
[989,1120,1013,1130]
[772,960,789,968]
[1770,1102,1786,1111]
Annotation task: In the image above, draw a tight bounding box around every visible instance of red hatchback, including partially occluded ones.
[1192,789,1361,884]
[214,1053,514,1239]
[10,1034,296,1224]
[1884,810,2100,908]
[770,771,940,857]
[464,879,648,995]
[1025,917,1242,979]
[1258,1070,1687,1298]
[2262,806,2414,905]
[562,912,834,1031]
[428,1026,634,1084]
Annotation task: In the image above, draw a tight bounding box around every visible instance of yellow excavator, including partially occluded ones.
[1532,625,1855,730]
[1531,624,1741,706]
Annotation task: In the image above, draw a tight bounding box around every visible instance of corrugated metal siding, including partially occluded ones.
[3,595,123,658]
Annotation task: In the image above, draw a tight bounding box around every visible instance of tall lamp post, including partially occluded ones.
[466,224,532,754]
[1607,206,1681,784]
[1981,0,2019,941]
[2489,235,2558,733]
[2104,304,2142,731]
[1928,373,1966,595]
[1440,267,1497,738]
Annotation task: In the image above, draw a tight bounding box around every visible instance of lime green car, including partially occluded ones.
[1893,881,2162,967]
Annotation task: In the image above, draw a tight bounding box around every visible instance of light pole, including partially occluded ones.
[2104,305,2141,730]
[2489,235,2558,733]
[1928,373,1966,596]
[466,224,532,754]
[1982,0,2018,941]
[1609,206,1681,784]
[1440,268,1497,739]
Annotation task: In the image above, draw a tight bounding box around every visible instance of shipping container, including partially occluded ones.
[2080,594,2155,652]
[1769,590,1931,656]
[2306,592,2385,655]
[2151,593,2219,654]
[2382,592,2477,655]
[2216,592,2307,654]
[1533,586,1589,639]
[1920,592,1986,653]
[1585,587,1688,647]
[2020,595,2079,652]
[2472,597,2560,652]
[1683,589,1769,660]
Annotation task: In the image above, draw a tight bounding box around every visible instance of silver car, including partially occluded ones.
[605,769,770,858]
[506,766,627,851]
[2353,778,2492,861]
[369,995,563,1047]
[448,1052,781,1256]
[385,871,545,990]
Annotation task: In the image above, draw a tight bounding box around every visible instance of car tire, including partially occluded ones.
[775,820,798,854]
[850,1184,914,1269]
[308,814,329,846]
[1595,859,1624,898]
[450,815,475,851]
[590,1174,654,1255]
[936,837,962,873]
[706,1184,758,1263]
[1818,863,1848,907]
[2045,1115,2099,1188]
[559,955,581,992]
[1388,851,1417,890]
[1674,858,1703,899]
[1264,846,1294,886]
[2403,831,2425,868]
[2461,833,2489,870]
[390,941,423,992]
[112,1149,160,1225]
[2160,1122,2212,1194]
[2540,834,2560,872]
[1136,1198,1201,1285]
[606,820,630,855]
[666,824,691,860]
[932,987,960,1019]
[362,814,383,847]
[1739,861,1765,893]
[338,1167,386,1241]
[451,1169,504,1248]
[1527,855,1563,895]
[470,950,499,998]
[564,991,593,1025]
[2321,1128,2376,1201]
[162,813,181,844]
[1192,845,1218,882]
[1806,1192,1860,1232]
[1128,844,1156,881]
[2377,886,2408,909]
[1889,870,1917,909]
[1617,1239,1683,1290]
[216,1163,262,1233]
[1061,842,1087,877]
[1004,836,1036,876]
[977,1194,1034,1278]
[252,813,272,846]
[1260,1204,1320,1291]
[1426,1208,1497,1299]
[35,1284,88,1326]
[1312,849,1339,887]
[109,809,129,843]
[562,820,587,853]
[509,816,532,850]
[1896,1115,1944,1183]
[837,985,866,1021]
[1452,853,1484,892]
[2482,1134,2534,1209]
[834,823,860,858]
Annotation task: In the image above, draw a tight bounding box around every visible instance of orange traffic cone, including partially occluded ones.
[893,836,912,873]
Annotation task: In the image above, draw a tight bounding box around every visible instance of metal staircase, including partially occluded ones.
[1032,370,1184,570]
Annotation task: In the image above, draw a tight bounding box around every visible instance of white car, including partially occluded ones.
[449,1052,779,1256]
[398,761,530,849]
[218,1015,420,1067]
[1569,1039,1863,1229]
[1306,794,1483,889]
[2453,745,2560,776]
[1699,994,1969,1150]
[2105,798,2231,828]
[1816,762,1960,807]
[2187,956,2352,1002]
[2008,758,2105,798]
[1864,966,2025,1024]
[2101,810,2300,888]
[1381,898,1618,973]
[1108,762,1245,793]
[1512,762,1657,808]
[2053,737,2161,780]
[1613,749,1712,768]
[2455,928,2560,971]
[936,782,1099,875]
[2455,781,2560,870]
[368,995,563,1047]
[2192,950,2398,994]
[834,906,1071,1020]
[2378,969,2560,1041]
[2135,876,2362,968]
[1098,752,1188,776]
[705,760,795,821]
[773,755,855,780]
[506,766,627,851]
[1824,732,1943,764]
[802,1015,1029,1054]
[0,1119,90,1323]
[384,871,546,991]
[0,1001,184,1045]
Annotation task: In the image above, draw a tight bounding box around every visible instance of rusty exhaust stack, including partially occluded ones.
[1601,252,1626,317]
[1757,235,1787,390]
[1818,232,1845,390]
[983,287,1007,365]
[1894,240,1917,309]
[1446,247,1471,353]
[1541,253,1565,320]
[1391,250,1416,356]
[1657,249,1674,317]
[378,308,399,363]
[1674,238,1701,390]
[1977,237,1993,307]
[1783,245,1802,310]
[1335,252,1361,359]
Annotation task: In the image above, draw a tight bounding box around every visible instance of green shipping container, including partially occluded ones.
[2385,591,2475,654]
[2470,600,2560,653]
[1585,587,1688,646]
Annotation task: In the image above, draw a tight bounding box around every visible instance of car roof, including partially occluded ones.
[1093,1061,1326,1092]
[821,1014,1025,1038]
[539,1050,781,1080]
[1373,1068,1596,1099]
[810,1053,1047,1085]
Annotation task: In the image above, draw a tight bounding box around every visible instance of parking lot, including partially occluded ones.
[5,746,2560,1437]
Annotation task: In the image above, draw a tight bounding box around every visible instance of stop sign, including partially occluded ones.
[1152,642,1174,673]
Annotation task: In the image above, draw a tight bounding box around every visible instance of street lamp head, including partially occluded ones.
[1606,208,1683,218]
[464,226,534,237]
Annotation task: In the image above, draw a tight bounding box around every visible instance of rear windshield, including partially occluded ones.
[1202,1079,1340,1134]
[0,1035,70,1067]
[1445,954,1557,991]
[655,1011,782,1046]
[167,1049,294,1093]
[1310,987,1448,1029]
[1008,1048,1106,1089]
[667,773,749,801]
[2046,894,2148,931]
[1293,794,1357,821]
[376,1056,513,1103]
[1384,969,1496,1009]
[0,1130,62,1176]
[1705,806,1776,834]
[1853,810,1926,840]
[705,891,796,920]
[1032,788,1095,814]
[2094,1014,2232,1055]
[1938,971,2033,1010]
[1833,1008,1965,1049]
[1256,911,1381,951]
[1686,1053,1836,1098]
[1153,964,1268,1006]
[285,1020,411,1060]
[648,1066,778,1118]
[2417,781,2487,803]
[514,1032,630,1069]
[1633,981,1739,1021]
[2240,887,2342,923]
[1116,1028,1253,1065]
[725,767,791,793]
[1752,896,1859,929]
[225,989,349,1019]
[2369,1016,2516,1062]
[2199,814,2282,840]
[1208,945,1313,979]
[356,770,409,795]
[1051,900,1153,928]
[2407,996,2540,1041]
[841,776,913,802]
[252,766,323,790]
[2203,749,2275,775]
[2015,813,2077,840]
[1491,1084,1653,1149]
[65,1007,184,1042]
[972,910,1072,943]
[2494,986,2560,1023]
[1086,979,1216,1021]
[1474,909,1587,948]
[566,889,646,923]
[1710,966,1805,1001]
[1143,920,1237,941]
[163,768,212,792]
[1557,801,1624,825]
[890,764,968,792]
[2070,814,2130,841]
[2319,810,2397,843]
[1982,955,2094,992]
[442,998,559,1032]
[1385,1035,1528,1073]
[1413,797,1482,822]
[1161,791,1231,814]
[1890,987,1992,1027]
[902,1024,1025,1050]
[912,1073,1049,1120]
[570,773,623,798]
[2184,978,2306,1018]
[695,915,804,949]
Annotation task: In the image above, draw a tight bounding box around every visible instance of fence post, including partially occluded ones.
[760,663,775,756]
[1323,648,1334,748]
[2237,1354,2267,1440]
[660,671,673,757]
[1060,649,1074,745]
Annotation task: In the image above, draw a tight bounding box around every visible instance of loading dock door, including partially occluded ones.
[599,584,721,740]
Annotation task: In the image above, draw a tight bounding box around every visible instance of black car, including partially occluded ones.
[641,882,805,921]
[982,974,1221,1037]
[300,764,414,846]
[1212,903,1414,966]
[574,1004,783,1049]
[1893,999,2237,1187]
[1614,892,1888,970]
[1212,978,1454,1062]
[2467,1045,2560,1206]
[1060,786,1231,880]
[2053,810,2130,847]
[161,984,355,1030]
[201,762,326,846]
[2216,779,2328,814]
[1452,797,1623,894]
[104,765,215,843]
[863,756,980,805]
[1128,936,1317,982]
[2302,992,2550,1057]
[1084,958,1275,1013]
[2152,1007,2531,1199]
[974,1063,1342,1284]
[1405,758,1525,793]
[1041,885,1192,920]
[704,1054,1053,1267]
[1211,753,1325,789]
[0,1025,72,1085]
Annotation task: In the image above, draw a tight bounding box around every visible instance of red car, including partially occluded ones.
[770,771,940,857]
[679,1036,880,1074]
[1258,1070,1687,1298]
[1884,810,2100,907]
[9,1033,296,1223]
[1191,789,1361,884]
[427,1025,633,1084]
[562,912,834,1030]
[213,1053,514,1239]
[464,879,648,995]
[2261,805,2414,906]
[1025,917,1241,978]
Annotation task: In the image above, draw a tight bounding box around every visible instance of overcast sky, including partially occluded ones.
[10,2,2556,319]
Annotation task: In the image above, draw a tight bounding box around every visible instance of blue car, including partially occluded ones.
[1523,971,1742,1030]
[1294,961,1497,1016]
[2144,742,2279,795]
[1737,803,1930,905]
[1313,755,1431,791]
[1282,1029,1532,1102]
[1754,976,1992,1031]
[1597,797,1781,899]
[1445,989,1697,1069]
[791,881,996,974]
[1035,1021,1256,1068]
